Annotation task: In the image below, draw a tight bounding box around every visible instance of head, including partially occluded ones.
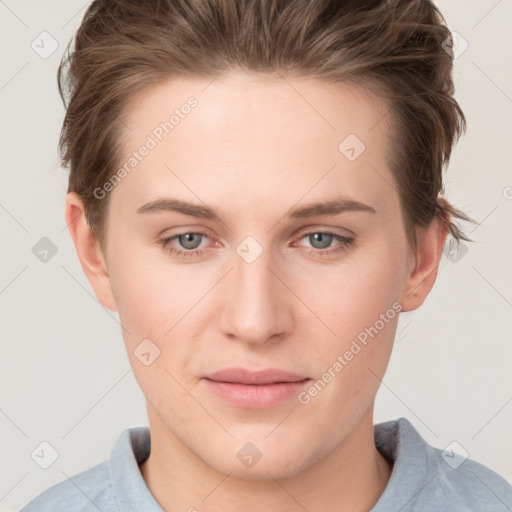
[61,0,474,479]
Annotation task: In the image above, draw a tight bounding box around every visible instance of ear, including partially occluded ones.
[400,213,449,312]
[65,192,118,312]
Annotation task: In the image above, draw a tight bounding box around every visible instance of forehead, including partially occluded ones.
[112,72,395,216]
[123,72,390,147]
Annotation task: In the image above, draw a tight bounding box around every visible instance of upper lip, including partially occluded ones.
[203,367,310,385]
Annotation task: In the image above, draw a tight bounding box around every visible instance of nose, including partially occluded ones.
[218,241,293,347]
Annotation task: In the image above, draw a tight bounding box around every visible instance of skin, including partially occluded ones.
[66,72,448,512]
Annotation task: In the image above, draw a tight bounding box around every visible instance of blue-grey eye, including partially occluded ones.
[178,233,203,250]
[309,232,333,249]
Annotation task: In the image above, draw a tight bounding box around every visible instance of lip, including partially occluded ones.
[203,367,309,385]
[202,367,311,409]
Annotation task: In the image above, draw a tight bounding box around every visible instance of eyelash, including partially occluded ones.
[159,230,355,259]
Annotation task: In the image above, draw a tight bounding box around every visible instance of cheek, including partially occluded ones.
[291,237,405,413]
[298,239,406,344]
[294,252,402,430]
[106,244,208,376]
[107,241,179,326]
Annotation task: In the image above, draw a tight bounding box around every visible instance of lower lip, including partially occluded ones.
[202,378,312,409]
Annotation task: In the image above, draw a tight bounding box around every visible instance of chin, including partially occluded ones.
[203,439,314,481]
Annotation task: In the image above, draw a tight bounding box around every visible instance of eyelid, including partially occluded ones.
[160,228,355,260]
[160,226,352,246]
[293,224,355,239]
[292,230,354,252]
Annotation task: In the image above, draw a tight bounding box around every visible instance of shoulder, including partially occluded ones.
[19,461,116,512]
[373,417,512,511]
[19,426,152,512]
[427,444,512,510]
[19,461,115,511]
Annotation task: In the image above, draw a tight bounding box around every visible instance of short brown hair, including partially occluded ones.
[58,0,475,252]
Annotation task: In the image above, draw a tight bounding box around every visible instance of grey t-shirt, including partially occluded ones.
[20,417,512,511]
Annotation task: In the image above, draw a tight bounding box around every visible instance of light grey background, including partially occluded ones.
[1,1,511,510]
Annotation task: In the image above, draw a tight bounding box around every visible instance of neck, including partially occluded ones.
[139,404,392,512]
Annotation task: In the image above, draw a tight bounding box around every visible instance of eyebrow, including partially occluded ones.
[136,195,377,221]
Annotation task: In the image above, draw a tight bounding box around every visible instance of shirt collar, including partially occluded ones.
[109,425,163,511]
[371,417,432,511]
[108,417,428,511]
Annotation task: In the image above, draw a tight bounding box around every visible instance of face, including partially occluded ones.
[95,73,415,479]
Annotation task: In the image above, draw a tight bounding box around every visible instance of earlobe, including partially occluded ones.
[64,192,118,312]
[400,216,449,312]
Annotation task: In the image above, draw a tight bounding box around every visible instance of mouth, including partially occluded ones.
[202,367,312,408]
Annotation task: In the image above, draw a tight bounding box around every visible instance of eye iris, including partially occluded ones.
[310,233,332,249]
[178,233,202,250]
